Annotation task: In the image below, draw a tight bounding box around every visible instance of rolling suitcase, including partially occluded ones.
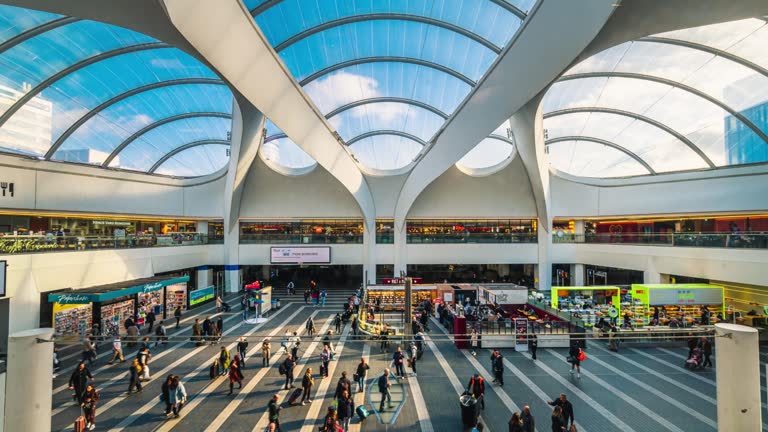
[288,387,303,405]
[356,404,370,421]
[74,407,86,432]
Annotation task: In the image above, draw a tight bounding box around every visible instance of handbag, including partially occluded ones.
[570,424,578,432]
[353,373,359,381]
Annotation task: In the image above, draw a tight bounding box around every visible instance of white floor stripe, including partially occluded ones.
[427,318,489,428]
[547,350,687,432]
[348,343,371,432]
[234,314,333,432]
[51,310,245,416]
[591,345,716,405]
[111,305,308,432]
[407,367,435,432]
[489,351,587,432]
[516,350,634,432]
[299,325,352,432]
[52,299,240,396]
[630,348,717,386]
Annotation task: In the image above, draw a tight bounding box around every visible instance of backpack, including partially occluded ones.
[279,362,287,375]
[155,326,163,336]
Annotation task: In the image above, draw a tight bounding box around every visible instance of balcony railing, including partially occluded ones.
[239,233,363,244]
[553,232,768,249]
[0,233,208,255]
[407,233,538,244]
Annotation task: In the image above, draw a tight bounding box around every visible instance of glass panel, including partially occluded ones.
[729,23,768,71]
[261,136,317,170]
[110,116,231,171]
[0,5,60,44]
[542,77,608,112]
[349,134,423,170]
[612,41,713,81]
[547,139,650,178]
[52,84,232,163]
[328,102,444,142]
[655,19,765,51]
[154,143,229,177]
[243,0,268,11]
[278,19,496,83]
[303,63,470,115]
[566,43,630,75]
[256,0,520,48]
[505,0,537,13]
[265,119,281,138]
[0,20,155,112]
[456,136,515,170]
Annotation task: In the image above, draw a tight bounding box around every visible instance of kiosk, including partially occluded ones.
[630,284,725,325]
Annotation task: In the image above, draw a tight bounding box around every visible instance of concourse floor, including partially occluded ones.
[50,291,753,432]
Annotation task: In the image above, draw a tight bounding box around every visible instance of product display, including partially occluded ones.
[139,290,164,319]
[100,299,135,336]
[166,283,188,313]
[366,288,436,310]
[53,304,92,337]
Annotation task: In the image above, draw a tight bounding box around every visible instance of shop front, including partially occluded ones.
[630,284,725,326]
[47,276,190,337]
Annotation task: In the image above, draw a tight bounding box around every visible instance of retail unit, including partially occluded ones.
[366,285,437,310]
[630,284,725,325]
[165,282,188,314]
[47,275,190,337]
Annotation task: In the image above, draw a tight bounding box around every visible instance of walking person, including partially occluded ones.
[508,412,524,432]
[69,362,94,404]
[146,309,156,333]
[334,371,352,399]
[203,316,212,345]
[550,406,567,432]
[408,342,418,376]
[470,328,479,356]
[155,321,167,347]
[215,316,224,344]
[355,357,370,392]
[521,405,535,432]
[334,313,342,333]
[467,373,485,410]
[174,306,182,329]
[108,335,125,364]
[304,288,310,305]
[378,369,393,412]
[291,332,301,360]
[338,390,354,432]
[306,316,315,336]
[126,359,143,394]
[568,341,582,379]
[168,376,187,418]
[216,295,223,312]
[282,354,296,389]
[301,367,314,405]
[700,336,713,367]
[82,337,97,366]
[268,394,282,432]
[393,346,406,379]
[320,345,331,378]
[548,394,574,430]
[493,350,505,385]
[237,337,248,367]
[228,355,244,395]
[160,375,175,417]
[192,318,203,346]
[320,289,327,307]
[262,338,271,367]
[529,334,538,360]
[322,406,339,431]
[219,346,231,376]
[287,280,295,295]
[81,385,100,431]
[137,347,151,381]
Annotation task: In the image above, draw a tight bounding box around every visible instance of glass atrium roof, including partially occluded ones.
[0,5,233,178]
[543,17,768,178]
[251,0,534,172]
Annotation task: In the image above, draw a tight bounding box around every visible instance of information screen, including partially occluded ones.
[270,247,331,264]
[648,288,722,305]
[0,260,5,297]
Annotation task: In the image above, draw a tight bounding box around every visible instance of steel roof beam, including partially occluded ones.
[45,77,225,160]
[299,56,476,87]
[326,97,449,120]
[345,130,427,147]
[102,111,231,167]
[0,42,171,131]
[149,139,230,173]
[544,106,716,168]
[0,16,80,54]
[546,135,657,174]
[558,71,768,146]
[274,14,501,54]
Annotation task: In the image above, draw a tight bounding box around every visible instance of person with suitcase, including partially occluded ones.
[69,362,94,404]
[80,385,99,430]
[300,367,314,405]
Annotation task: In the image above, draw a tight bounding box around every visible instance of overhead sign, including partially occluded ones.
[491,289,528,305]
[382,277,423,285]
[648,288,722,305]
[189,286,214,306]
[0,182,15,198]
[270,246,331,264]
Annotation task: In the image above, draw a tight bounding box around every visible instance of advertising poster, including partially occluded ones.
[270,246,331,264]
[189,286,215,306]
[514,318,529,352]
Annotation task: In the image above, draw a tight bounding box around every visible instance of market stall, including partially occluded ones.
[629,284,725,326]
[47,275,190,337]
[551,286,622,327]
[365,285,437,311]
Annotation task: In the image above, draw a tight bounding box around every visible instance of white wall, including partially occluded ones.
[239,244,364,265]
[239,159,362,218]
[551,167,768,217]
[0,156,225,218]
[407,243,538,265]
[408,158,537,218]
[3,245,221,334]
[366,175,407,219]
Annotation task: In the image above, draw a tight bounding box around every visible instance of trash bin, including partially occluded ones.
[271,299,279,310]
[459,393,479,427]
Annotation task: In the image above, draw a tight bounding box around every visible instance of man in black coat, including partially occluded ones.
[68,362,94,403]
[282,355,296,389]
[493,351,504,385]
[521,405,535,432]
[146,310,156,333]
[548,394,574,428]
[334,371,353,399]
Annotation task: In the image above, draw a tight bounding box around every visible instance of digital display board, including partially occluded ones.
[270,247,331,264]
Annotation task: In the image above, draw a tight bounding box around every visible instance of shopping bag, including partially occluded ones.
[577,349,587,362]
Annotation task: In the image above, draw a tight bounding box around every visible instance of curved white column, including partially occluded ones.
[4,328,54,432]
[715,323,762,431]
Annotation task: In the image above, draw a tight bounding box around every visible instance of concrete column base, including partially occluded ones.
[4,328,54,432]
[715,323,761,431]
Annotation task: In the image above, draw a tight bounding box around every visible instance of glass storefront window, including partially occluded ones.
[405,219,538,243]
[376,219,394,244]
[240,220,364,244]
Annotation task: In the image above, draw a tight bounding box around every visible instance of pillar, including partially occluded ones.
[715,323,761,431]
[224,219,241,293]
[571,264,585,286]
[363,218,377,285]
[393,220,407,277]
[196,220,209,237]
[644,270,661,284]
[4,328,54,432]
[196,266,213,290]
[536,224,552,292]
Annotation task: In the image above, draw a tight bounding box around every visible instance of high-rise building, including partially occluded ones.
[0,82,53,156]
[724,75,768,165]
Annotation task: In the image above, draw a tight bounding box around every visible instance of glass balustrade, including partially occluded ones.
[553,232,768,249]
[0,233,208,255]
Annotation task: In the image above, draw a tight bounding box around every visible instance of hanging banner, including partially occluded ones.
[270,246,331,264]
[514,318,529,352]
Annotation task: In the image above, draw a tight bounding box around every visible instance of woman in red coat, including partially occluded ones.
[228,355,244,395]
